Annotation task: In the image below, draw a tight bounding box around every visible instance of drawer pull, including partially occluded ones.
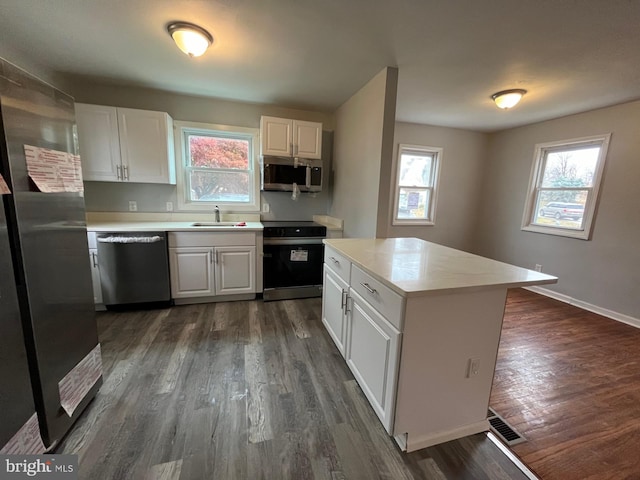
[361,282,377,295]
[329,256,340,265]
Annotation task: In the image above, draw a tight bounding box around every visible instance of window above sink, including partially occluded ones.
[174,120,260,213]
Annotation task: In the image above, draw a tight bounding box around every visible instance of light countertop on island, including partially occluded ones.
[324,237,557,297]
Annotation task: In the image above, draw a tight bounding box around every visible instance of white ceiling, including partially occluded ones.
[1,0,639,132]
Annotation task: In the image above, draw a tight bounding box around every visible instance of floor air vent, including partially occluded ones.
[487,408,526,446]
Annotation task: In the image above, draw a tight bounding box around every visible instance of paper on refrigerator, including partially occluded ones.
[58,344,103,417]
[23,144,84,193]
[0,413,46,455]
[0,173,10,194]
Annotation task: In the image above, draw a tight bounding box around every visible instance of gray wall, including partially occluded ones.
[330,67,398,238]
[475,100,640,318]
[67,78,335,218]
[380,122,489,252]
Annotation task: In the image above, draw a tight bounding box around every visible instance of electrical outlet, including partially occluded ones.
[535,264,542,272]
[262,202,270,213]
[166,201,173,212]
[128,201,137,212]
[467,358,480,378]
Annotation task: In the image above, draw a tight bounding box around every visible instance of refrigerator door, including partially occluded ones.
[0,59,102,447]
[0,198,38,450]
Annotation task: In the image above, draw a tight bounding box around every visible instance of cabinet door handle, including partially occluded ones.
[361,282,377,295]
[341,289,347,311]
[345,295,351,314]
[116,164,122,180]
[210,251,213,264]
[91,252,98,268]
[123,165,129,181]
[294,143,298,156]
[329,256,340,266]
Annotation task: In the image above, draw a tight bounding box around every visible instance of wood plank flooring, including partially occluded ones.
[490,288,640,480]
[57,298,529,480]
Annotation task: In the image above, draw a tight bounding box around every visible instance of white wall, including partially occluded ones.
[380,122,488,251]
[66,78,335,218]
[475,100,640,319]
[330,67,398,238]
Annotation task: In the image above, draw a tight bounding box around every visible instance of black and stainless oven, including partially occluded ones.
[262,221,327,301]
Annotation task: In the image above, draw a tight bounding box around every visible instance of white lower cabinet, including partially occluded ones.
[88,248,103,306]
[168,232,256,303]
[87,232,104,310]
[322,246,402,434]
[214,246,256,295]
[169,247,214,298]
[346,290,401,433]
[321,265,349,356]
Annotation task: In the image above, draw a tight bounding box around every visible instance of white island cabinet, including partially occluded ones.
[322,238,557,452]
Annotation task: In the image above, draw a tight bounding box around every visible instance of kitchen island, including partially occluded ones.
[321,237,557,452]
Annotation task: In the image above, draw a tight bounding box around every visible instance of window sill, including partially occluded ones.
[521,224,589,240]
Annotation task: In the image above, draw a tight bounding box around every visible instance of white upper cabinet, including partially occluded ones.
[260,116,322,159]
[117,108,175,184]
[75,103,176,184]
[75,104,121,182]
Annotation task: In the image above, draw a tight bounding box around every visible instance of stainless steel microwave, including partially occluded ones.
[261,156,323,192]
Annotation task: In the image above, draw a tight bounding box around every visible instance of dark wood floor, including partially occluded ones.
[491,289,640,480]
[58,298,529,480]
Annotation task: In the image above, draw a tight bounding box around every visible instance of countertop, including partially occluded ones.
[324,237,557,297]
[87,221,264,232]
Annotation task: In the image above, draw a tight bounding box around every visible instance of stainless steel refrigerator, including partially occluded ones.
[0,57,102,452]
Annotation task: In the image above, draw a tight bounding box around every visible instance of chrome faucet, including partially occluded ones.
[214,205,221,223]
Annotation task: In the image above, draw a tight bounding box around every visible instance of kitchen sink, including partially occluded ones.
[190,222,246,227]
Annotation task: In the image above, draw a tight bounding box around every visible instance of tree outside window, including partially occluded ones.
[188,135,250,202]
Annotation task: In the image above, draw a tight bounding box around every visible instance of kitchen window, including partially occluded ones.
[392,144,442,225]
[174,121,260,212]
[521,134,610,240]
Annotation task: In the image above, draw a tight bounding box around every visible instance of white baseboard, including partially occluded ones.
[524,286,640,329]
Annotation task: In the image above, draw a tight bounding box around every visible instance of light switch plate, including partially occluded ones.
[128,200,137,212]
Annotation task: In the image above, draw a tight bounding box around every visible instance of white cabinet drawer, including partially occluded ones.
[324,246,351,283]
[168,232,256,248]
[351,265,404,330]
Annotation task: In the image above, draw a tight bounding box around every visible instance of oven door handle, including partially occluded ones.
[263,238,324,246]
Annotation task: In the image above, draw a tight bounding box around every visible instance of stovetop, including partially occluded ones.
[262,221,326,238]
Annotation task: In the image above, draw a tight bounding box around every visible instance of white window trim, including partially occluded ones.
[521,133,611,240]
[392,144,442,226]
[174,120,260,212]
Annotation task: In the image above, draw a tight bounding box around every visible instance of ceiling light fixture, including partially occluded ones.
[167,22,213,57]
[491,89,527,109]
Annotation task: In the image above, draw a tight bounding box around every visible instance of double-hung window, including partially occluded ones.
[521,134,610,239]
[174,121,260,212]
[392,144,442,225]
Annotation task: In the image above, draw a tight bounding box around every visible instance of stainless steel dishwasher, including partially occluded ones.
[96,232,171,306]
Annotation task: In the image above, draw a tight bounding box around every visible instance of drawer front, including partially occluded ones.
[351,265,404,330]
[324,246,351,283]
[169,232,256,248]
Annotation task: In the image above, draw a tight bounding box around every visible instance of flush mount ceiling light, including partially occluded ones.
[167,22,213,57]
[491,89,527,109]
